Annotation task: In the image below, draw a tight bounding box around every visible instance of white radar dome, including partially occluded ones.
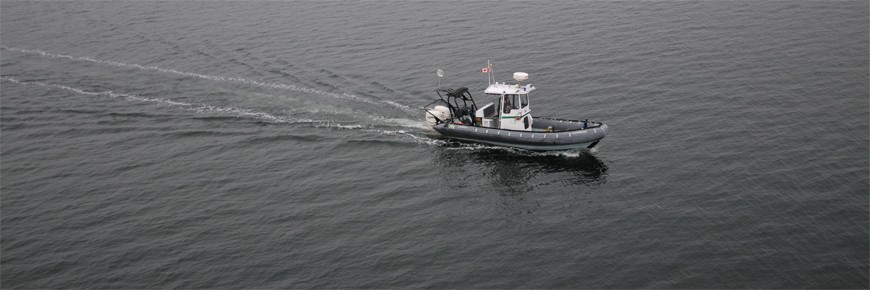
[513,72,529,82]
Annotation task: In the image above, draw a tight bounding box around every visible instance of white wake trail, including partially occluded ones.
[1,77,469,148]
[1,46,419,114]
[0,77,316,124]
[1,77,430,135]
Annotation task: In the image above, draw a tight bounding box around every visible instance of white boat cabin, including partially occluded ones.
[474,73,535,131]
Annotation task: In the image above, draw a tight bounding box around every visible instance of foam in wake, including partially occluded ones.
[0,77,430,136]
[0,77,316,124]
[1,46,419,115]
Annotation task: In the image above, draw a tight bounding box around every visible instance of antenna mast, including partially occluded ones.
[487,60,493,85]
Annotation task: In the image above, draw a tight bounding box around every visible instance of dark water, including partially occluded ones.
[1,1,868,288]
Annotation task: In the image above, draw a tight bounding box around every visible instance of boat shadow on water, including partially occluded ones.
[432,141,609,196]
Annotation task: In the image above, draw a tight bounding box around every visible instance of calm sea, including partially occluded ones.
[1,1,868,288]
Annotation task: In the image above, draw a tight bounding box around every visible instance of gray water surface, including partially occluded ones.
[1,1,868,288]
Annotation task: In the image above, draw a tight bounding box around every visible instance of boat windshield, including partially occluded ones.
[501,94,530,113]
[502,94,516,113]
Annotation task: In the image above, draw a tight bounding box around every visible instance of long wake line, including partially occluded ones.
[0,46,418,114]
[0,76,319,125]
[0,77,430,136]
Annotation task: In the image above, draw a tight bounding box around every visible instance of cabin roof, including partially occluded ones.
[484,82,535,95]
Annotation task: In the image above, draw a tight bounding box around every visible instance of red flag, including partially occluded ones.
[480,67,490,73]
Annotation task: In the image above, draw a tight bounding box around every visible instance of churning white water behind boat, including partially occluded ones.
[1,1,867,288]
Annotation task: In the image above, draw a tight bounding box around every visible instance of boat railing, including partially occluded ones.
[536,117,603,129]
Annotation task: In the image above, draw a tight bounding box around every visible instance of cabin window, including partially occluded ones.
[503,94,520,114]
[523,116,530,129]
[521,94,529,109]
[482,104,496,118]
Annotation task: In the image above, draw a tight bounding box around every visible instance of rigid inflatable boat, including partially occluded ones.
[424,65,608,151]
